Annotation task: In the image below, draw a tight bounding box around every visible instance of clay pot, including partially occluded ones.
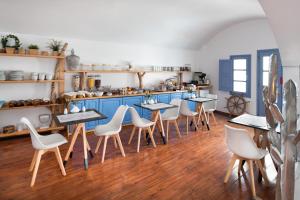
[41,51,49,56]
[18,48,25,54]
[29,49,39,55]
[5,47,15,54]
[52,51,58,56]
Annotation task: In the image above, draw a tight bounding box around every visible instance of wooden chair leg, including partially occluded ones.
[30,150,43,187]
[238,159,243,176]
[166,121,170,142]
[256,160,269,185]
[192,116,198,131]
[116,134,125,157]
[113,136,118,149]
[174,120,181,138]
[101,136,109,163]
[207,112,210,124]
[29,150,38,172]
[95,137,103,153]
[147,127,156,148]
[247,160,256,198]
[128,126,136,144]
[224,155,237,183]
[54,147,66,176]
[137,128,142,152]
[212,112,217,124]
[186,116,189,134]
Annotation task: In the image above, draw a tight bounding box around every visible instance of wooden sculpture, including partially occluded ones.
[264,54,299,200]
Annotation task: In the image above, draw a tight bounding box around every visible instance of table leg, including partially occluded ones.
[199,103,210,130]
[86,138,93,158]
[158,111,166,144]
[82,123,89,170]
[197,104,204,127]
[63,124,81,166]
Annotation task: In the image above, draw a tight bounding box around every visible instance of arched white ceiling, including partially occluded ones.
[0,0,265,50]
[259,0,300,66]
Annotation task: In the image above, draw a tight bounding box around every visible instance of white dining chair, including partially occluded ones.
[223,125,269,198]
[203,94,218,124]
[128,107,156,152]
[180,100,198,134]
[94,105,128,163]
[20,117,67,187]
[161,98,182,142]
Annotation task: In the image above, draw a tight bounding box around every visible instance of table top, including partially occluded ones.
[187,97,216,103]
[228,113,280,133]
[134,102,177,111]
[55,109,107,125]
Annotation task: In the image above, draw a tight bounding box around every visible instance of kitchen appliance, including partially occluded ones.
[192,72,207,85]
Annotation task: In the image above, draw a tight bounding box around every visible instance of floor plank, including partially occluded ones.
[0,114,276,200]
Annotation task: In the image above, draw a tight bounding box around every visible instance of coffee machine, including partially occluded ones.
[192,72,207,85]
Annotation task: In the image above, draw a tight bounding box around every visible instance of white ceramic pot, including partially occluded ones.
[38,73,46,80]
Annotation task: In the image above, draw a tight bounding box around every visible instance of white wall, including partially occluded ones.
[0,32,196,128]
[196,19,278,114]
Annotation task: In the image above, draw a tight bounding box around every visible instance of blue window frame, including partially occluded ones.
[230,54,251,98]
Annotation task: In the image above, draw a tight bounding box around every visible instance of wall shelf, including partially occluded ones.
[0,103,63,111]
[64,69,190,74]
[0,80,64,83]
[0,53,64,59]
[0,126,65,138]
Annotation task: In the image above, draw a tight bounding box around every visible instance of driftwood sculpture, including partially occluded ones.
[264,54,299,200]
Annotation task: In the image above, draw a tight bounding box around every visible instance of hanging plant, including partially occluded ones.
[1,34,21,49]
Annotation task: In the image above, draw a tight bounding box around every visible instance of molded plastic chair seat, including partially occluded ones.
[38,133,67,149]
[128,107,156,152]
[180,100,198,133]
[160,99,182,142]
[20,117,67,187]
[94,105,129,163]
[223,125,269,198]
[203,94,218,124]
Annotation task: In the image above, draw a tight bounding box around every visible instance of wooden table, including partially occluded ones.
[135,102,178,144]
[55,109,107,170]
[187,97,216,130]
[228,113,280,181]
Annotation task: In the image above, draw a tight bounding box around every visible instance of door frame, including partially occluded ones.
[256,48,283,116]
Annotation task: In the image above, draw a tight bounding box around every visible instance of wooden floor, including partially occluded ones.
[0,114,277,200]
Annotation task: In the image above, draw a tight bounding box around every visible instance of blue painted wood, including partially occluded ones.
[219,59,233,92]
[99,98,122,125]
[84,99,99,130]
[230,54,251,98]
[170,92,182,100]
[182,92,196,111]
[122,96,143,124]
[157,93,171,113]
[257,49,282,116]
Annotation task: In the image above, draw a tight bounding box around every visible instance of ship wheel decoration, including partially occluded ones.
[225,94,249,116]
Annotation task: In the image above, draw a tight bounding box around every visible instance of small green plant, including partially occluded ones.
[48,39,62,52]
[28,44,39,49]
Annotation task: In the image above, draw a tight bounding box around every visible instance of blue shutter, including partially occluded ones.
[219,59,233,91]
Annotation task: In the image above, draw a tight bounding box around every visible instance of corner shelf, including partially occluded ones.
[0,126,65,138]
[0,53,64,59]
[0,80,64,83]
[0,103,63,111]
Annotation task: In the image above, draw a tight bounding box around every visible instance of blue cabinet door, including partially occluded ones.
[157,93,170,103]
[122,96,143,124]
[84,99,99,130]
[170,92,182,101]
[99,98,122,125]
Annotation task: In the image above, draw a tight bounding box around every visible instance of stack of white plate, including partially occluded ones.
[8,71,24,81]
[0,71,5,80]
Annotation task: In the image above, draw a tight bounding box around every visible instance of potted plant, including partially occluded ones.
[1,34,21,54]
[28,44,39,55]
[48,39,62,56]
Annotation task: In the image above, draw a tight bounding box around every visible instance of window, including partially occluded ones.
[219,54,251,98]
[230,55,251,97]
